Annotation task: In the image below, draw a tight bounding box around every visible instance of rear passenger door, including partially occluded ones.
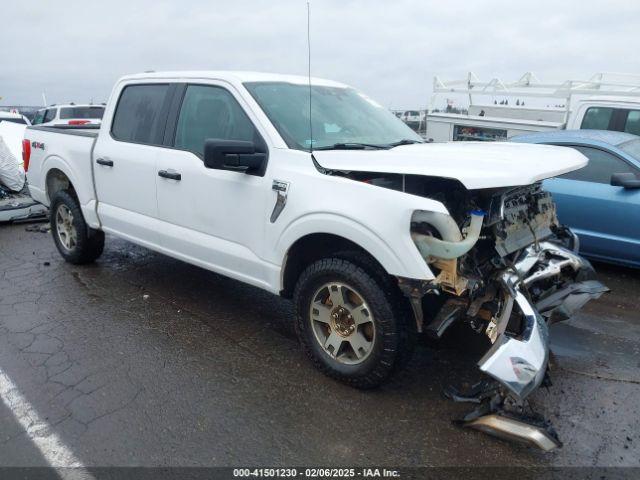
[154,82,272,288]
[93,82,172,245]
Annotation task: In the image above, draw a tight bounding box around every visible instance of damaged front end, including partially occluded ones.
[404,182,608,451]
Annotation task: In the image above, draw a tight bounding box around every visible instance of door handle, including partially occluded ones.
[96,158,114,167]
[158,170,181,181]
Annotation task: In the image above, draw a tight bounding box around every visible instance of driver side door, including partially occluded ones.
[154,82,273,288]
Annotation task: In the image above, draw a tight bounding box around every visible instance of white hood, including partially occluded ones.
[312,141,587,190]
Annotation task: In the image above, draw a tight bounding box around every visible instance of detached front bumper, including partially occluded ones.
[478,290,549,399]
[478,241,608,401]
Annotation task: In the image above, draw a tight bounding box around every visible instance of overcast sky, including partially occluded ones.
[1,0,639,109]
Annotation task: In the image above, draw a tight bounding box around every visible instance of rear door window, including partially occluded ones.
[111,84,170,145]
[580,107,614,130]
[173,85,257,157]
[561,146,637,183]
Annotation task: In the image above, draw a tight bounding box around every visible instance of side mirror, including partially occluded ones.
[203,139,267,176]
[610,172,640,189]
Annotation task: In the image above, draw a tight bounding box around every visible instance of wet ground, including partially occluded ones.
[0,222,639,468]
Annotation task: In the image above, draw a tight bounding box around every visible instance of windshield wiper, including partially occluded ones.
[314,142,387,151]
[387,139,423,148]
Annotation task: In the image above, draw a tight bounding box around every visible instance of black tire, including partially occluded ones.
[50,190,104,264]
[293,256,415,389]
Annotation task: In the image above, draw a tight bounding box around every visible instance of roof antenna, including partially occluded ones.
[307,1,313,153]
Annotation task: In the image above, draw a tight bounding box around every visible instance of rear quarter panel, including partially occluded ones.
[25,128,99,226]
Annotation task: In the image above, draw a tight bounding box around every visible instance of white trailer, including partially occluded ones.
[426,72,640,142]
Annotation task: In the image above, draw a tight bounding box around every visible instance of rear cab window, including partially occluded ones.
[581,107,614,130]
[60,106,105,120]
[32,110,46,125]
[43,109,57,123]
[111,84,170,145]
[623,110,640,136]
[581,107,640,135]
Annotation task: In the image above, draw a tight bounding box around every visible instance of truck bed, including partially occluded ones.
[27,124,100,137]
[24,124,100,219]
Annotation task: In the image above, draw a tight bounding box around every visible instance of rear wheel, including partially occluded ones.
[51,190,104,264]
[293,257,414,389]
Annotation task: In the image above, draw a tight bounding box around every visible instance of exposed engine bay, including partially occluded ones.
[412,181,607,450]
[345,171,608,450]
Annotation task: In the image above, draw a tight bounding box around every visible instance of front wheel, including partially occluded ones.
[51,190,104,264]
[293,257,413,389]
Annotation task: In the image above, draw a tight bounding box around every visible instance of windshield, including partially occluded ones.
[619,139,640,162]
[60,106,105,120]
[244,82,422,151]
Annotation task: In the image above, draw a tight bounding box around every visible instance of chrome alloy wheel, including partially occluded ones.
[309,282,376,365]
[55,204,77,251]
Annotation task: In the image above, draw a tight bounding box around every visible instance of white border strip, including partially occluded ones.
[0,368,95,478]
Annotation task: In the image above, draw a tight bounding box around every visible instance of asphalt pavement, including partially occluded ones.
[0,222,639,470]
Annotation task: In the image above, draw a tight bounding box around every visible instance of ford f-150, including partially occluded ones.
[24,71,607,450]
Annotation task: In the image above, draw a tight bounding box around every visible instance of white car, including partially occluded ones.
[24,71,607,449]
[0,120,47,221]
[0,110,31,126]
[31,104,105,127]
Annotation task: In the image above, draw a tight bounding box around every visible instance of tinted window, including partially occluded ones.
[111,84,169,144]
[174,85,257,157]
[60,106,105,120]
[43,109,57,123]
[562,146,637,183]
[624,110,640,136]
[581,107,613,130]
[32,110,46,125]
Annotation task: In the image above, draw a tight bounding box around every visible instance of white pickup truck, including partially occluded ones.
[24,71,607,450]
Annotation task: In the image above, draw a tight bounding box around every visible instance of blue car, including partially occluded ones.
[512,130,640,268]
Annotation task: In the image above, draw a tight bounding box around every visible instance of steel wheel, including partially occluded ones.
[55,204,77,251]
[309,282,376,365]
